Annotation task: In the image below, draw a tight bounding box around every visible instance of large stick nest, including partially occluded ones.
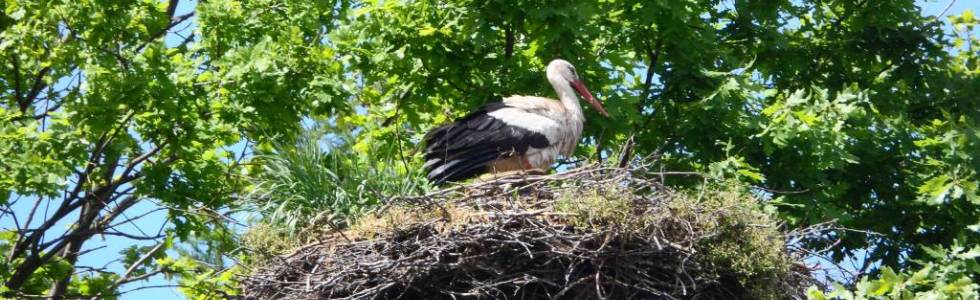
[241,164,813,299]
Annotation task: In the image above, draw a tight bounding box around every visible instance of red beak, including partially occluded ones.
[571,80,608,117]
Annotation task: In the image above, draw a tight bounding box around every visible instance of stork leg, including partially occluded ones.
[523,168,547,175]
[476,168,547,181]
[474,156,548,183]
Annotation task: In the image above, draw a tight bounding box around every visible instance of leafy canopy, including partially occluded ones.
[0,0,977,298]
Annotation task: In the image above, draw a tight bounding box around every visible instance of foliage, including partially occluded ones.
[240,126,427,249]
[0,0,350,297]
[808,243,980,300]
[0,0,977,297]
[325,0,980,274]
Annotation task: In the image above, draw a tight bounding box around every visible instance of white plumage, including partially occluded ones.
[423,59,608,184]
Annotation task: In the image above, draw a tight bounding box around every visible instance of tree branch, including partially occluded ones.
[134,12,195,53]
[47,197,100,299]
[33,190,147,298]
[10,197,42,257]
[119,142,166,180]
[95,196,142,232]
[30,99,64,120]
[504,23,515,59]
[117,269,165,285]
[166,0,180,19]
[10,55,24,109]
[636,38,663,114]
[59,18,131,70]
[107,207,166,230]
[24,66,52,110]
[90,242,166,300]
[4,132,151,293]
[101,230,165,241]
[637,40,668,132]
[19,145,136,255]
[114,284,187,297]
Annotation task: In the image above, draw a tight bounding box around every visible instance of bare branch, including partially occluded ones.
[90,242,166,300]
[100,230,165,241]
[114,285,187,297]
[939,0,957,17]
[166,0,180,19]
[116,269,165,285]
[636,37,663,110]
[119,141,167,180]
[107,207,167,229]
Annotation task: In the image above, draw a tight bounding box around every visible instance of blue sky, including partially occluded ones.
[1,0,976,299]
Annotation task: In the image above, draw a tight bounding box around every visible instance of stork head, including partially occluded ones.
[546,59,609,117]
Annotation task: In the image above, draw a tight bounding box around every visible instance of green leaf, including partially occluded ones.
[957,246,980,260]
[908,265,933,284]
[806,286,827,300]
[918,175,953,204]
[418,25,437,36]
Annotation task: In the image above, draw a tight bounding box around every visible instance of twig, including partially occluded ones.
[938,0,956,17]
[91,242,166,300]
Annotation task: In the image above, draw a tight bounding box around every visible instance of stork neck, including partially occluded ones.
[554,81,584,121]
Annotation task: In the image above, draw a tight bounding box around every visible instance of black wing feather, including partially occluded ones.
[423,102,549,185]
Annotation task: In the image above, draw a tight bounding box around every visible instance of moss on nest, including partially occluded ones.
[241,165,812,299]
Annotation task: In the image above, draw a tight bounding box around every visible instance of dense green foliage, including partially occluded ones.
[809,243,980,299]
[244,128,427,237]
[0,0,977,298]
[330,0,980,272]
[0,0,349,297]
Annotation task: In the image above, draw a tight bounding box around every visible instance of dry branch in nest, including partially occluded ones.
[241,163,814,299]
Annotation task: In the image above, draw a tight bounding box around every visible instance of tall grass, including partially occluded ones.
[243,129,428,238]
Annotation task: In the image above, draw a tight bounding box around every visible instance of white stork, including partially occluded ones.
[423,59,608,184]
